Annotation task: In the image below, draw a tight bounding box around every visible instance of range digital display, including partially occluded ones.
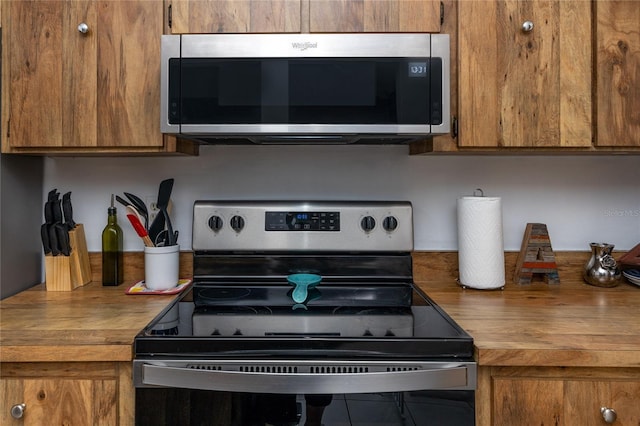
[265,211,340,231]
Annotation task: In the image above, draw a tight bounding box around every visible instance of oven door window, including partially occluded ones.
[168,58,442,126]
[136,389,474,425]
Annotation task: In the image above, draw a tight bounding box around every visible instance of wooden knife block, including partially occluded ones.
[45,224,92,291]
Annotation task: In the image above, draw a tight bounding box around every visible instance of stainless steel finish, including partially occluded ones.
[160,33,450,138]
[178,124,432,137]
[601,407,617,423]
[77,23,89,34]
[160,35,180,134]
[10,403,26,419]
[192,201,413,252]
[522,21,534,32]
[430,34,451,135]
[135,360,477,393]
[180,33,435,58]
[583,242,622,287]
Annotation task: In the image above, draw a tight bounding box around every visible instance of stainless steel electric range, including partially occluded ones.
[134,201,476,426]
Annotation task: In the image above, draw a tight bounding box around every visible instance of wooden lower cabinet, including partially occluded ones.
[478,366,640,426]
[0,362,133,426]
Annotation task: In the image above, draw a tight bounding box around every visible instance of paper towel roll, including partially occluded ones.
[457,196,505,289]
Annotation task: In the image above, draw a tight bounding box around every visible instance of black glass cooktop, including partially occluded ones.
[135,286,474,360]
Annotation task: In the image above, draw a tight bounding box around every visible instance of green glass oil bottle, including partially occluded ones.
[102,194,123,286]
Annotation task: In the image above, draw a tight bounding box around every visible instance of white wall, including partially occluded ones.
[44,145,640,252]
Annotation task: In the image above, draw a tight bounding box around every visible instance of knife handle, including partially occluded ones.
[49,224,60,256]
[62,192,76,229]
[55,224,71,256]
[41,223,51,254]
[52,199,63,224]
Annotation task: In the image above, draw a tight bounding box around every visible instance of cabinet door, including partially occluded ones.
[3,0,95,149]
[95,0,164,148]
[0,378,117,425]
[565,380,640,426]
[310,0,440,33]
[170,0,301,33]
[595,1,640,147]
[2,0,167,152]
[492,377,563,425]
[458,0,592,148]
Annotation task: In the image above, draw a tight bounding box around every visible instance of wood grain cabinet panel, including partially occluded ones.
[170,0,301,33]
[486,368,640,426]
[0,364,124,426]
[595,0,640,147]
[457,0,592,149]
[1,0,186,154]
[309,0,441,33]
[493,377,563,425]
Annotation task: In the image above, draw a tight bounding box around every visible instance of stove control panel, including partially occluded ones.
[193,201,413,252]
[266,211,340,231]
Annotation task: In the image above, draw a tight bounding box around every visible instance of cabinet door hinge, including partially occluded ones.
[451,116,458,139]
[6,117,10,138]
[440,1,445,25]
[167,4,172,29]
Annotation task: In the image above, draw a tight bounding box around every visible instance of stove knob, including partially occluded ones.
[230,215,245,232]
[360,216,376,232]
[208,215,223,232]
[383,216,398,232]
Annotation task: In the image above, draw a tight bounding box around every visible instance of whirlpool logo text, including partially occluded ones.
[292,42,318,51]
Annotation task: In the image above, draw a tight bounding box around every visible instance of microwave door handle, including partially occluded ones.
[141,363,474,394]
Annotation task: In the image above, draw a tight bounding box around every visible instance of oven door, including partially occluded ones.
[134,359,476,425]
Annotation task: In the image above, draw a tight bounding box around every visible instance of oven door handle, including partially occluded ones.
[140,363,475,393]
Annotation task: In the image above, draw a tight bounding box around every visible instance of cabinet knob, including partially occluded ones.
[522,21,534,32]
[601,407,617,424]
[10,403,26,419]
[77,22,90,34]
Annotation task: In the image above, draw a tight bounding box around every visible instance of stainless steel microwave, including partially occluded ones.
[161,33,450,144]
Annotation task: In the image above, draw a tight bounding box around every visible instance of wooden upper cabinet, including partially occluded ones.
[1,0,178,153]
[169,0,440,34]
[595,1,640,147]
[309,0,441,33]
[458,0,592,149]
[170,0,302,33]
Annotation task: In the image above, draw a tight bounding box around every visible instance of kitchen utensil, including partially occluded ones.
[54,223,71,256]
[115,195,130,209]
[155,178,175,246]
[126,206,154,247]
[583,242,622,287]
[51,191,63,223]
[42,189,70,256]
[124,192,149,230]
[148,180,174,245]
[40,224,51,254]
[62,192,76,230]
[287,273,322,304]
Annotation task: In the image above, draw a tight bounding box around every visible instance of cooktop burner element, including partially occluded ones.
[192,305,414,337]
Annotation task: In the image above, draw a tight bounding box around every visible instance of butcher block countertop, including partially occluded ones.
[0,282,179,363]
[1,251,639,368]
[413,251,640,368]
